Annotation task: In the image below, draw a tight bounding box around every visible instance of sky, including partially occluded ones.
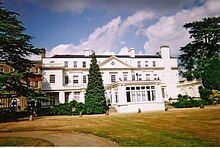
[3,0,220,58]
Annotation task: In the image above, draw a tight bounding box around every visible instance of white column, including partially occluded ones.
[69,92,74,102]
[118,84,125,104]
[155,84,162,102]
[59,91,65,104]
[80,91,85,103]
[111,88,115,104]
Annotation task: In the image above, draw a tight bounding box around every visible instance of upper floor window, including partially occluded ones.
[83,75,87,83]
[137,61,141,68]
[153,61,156,67]
[49,75,55,83]
[82,61,86,68]
[146,74,150,80]
[111,74,116,82]
[64,75,69,84]
[50,61,54,63]
[123,72,128,81]
[138,74,142,81]
[132,74,136,81]
[145,61,148,67]
[73,61,77,68]
[154,74,158,80]
[73,75,79,84]
[64,61,68,68]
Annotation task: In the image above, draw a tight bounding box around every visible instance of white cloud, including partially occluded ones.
[143,0,220,56]
[118,47,129,55]
[47,0,219,58]
[49,10,154,56]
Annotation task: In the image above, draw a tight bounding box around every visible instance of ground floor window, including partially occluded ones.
[126,85,156,103]
[65,92,70,103]
[73,92,80,101]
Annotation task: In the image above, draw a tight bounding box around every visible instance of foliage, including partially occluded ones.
[201,57,220,90]
[38,100,84,115]
[172,94,211,108]
[198,86,212,102]
[0,4,41,107]
[84,52,107,114]
[178,16,220,80]
[210,89,220,101]
[0,4,40,71]
[0,108,28,122]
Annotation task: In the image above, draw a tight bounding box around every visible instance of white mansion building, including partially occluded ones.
[41,46,201,113]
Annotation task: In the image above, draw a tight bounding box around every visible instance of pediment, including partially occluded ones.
[99,55,132,69]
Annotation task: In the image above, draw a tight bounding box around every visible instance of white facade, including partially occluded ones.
[42,46,180,113]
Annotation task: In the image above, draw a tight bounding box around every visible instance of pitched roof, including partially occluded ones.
[51,54,162,58]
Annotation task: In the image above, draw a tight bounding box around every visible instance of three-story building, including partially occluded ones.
[42,46,179,113]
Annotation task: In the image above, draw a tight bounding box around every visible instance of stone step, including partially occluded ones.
[109,107,118,113]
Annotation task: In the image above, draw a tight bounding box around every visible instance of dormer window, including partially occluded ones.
[82,61,86,68]
[137,61,141,68]
[64,61,68,68]
[153,61,156,67]
[145,61,148,67]
[73,61,77,68]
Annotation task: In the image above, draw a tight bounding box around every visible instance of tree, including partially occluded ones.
[179,16,220,81]
[0,4,40,72]
[0,4,42,108]
[202,57,220,90]
[84,52,107,114]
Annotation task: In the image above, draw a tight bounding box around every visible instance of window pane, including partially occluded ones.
[131,87,135,90]
[73,61,77,68]
[111,75,116,82]
[82,61,86,68]
[126,91,131,102]
[147,91,151,101]
[64,61,68,68]
[137,91,141,102]
[83,75,87,83]
[64,76,69,84]
[131,91,136,102]
[136,87,140,90]
[152,90,156,101]
[126,87,130,90]
[132,74,135,80]
[73,75,79,83]
[153,61,156,67]
[115,92,118,103]
[142,91,146,102]
[50,75,55,83]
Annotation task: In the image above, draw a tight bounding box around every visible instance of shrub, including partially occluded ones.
[51,100,86,115]
[172,95,209,108]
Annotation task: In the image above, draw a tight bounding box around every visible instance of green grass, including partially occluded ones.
[0,137,54,146]
[0,106,219,146]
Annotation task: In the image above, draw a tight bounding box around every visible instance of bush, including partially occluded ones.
[0,107,28,122]
[52,100,85,115]
[172,95,210,108]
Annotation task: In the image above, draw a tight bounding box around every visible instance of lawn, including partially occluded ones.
[0,106,219,146]
[0,137,54,146]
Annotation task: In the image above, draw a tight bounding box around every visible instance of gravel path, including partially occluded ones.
[0,131,118,146]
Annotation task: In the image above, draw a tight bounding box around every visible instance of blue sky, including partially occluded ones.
[3,0,220,57]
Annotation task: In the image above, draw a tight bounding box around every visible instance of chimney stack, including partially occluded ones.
[84,49,90,57]
[160,45,170,59]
